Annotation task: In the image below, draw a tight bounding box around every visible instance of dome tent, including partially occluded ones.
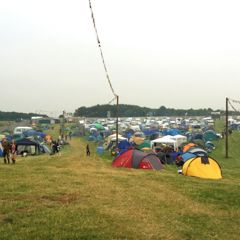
[182,156,222,179]
[112,149,163,170]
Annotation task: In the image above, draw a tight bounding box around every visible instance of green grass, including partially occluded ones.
[0,124,240,239]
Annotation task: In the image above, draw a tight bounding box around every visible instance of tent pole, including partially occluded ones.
[225,97,229,158]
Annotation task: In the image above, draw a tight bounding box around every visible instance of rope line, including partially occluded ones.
[228,98,240,112]
[229,98,240,105]
[88,0,118,97]
[229,101,238,112]
[108,96,117,105]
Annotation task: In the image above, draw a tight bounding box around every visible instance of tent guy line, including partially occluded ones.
[228,98,240,112]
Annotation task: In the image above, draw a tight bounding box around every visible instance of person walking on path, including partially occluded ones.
[86,144,91,156]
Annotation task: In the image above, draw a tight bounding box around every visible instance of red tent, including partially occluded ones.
[112,149,163,170]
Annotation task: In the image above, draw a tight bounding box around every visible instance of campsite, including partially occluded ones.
[1,0,240,239]
[0,116,240,240]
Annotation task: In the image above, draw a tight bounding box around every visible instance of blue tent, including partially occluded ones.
[23,130,46,139]
[142,129,160,137]
[96,146,104,154]
[182,152,196,162]
[16,138,42,155]
[118,140,131,152]
[162,129,180,136]
[88,135,96,141]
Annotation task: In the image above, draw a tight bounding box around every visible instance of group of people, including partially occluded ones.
[60,131,72,142]
[155,144,176,164]
[1,138,17,164]
[154,144,185,173]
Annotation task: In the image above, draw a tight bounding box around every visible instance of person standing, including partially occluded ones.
[69,131,72,141]
[86,144,90,156]
[2,138,10,164]
[10,140,17,164]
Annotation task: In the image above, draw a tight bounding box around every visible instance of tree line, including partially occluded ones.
[74,104,226,118]
[0,111,47,121]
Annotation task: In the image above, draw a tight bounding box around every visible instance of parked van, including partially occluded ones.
[13,126,33,135]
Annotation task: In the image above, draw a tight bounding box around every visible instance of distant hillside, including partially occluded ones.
[0,111,47,121]
[74,104,224,118]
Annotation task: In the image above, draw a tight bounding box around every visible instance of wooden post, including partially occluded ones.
[116,95,119,152]
[225,97,229,158]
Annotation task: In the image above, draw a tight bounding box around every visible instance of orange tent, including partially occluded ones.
[183,143,196,152]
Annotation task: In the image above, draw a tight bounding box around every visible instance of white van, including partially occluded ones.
[13,126,33,135]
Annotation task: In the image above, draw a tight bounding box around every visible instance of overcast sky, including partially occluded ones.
[1,0,240,116]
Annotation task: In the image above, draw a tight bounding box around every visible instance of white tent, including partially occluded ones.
[170,134,187,146]
[107,134,123,144]
[151,136,178,151]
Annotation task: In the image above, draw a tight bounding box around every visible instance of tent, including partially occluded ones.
[182,156,222,179]
[112,149,163,170]
[16,138,42,155]
[104,136,128,150]
[118,140,131,152]
[182,152,198,162]
[205,141,215,151]
[107,133,124,143]
[183,143,197,152]
[90,127,98,133]
[92,123,105,130]
[41,144,51,154]
[88,135,96,141]
[190,133,204,141]
[142,129,160,137]
[136,140,151,151]
[162,128,181,136]
[170,134,187,147]
[203,130,219,141]
[187,147,208,157]
[151,136,178,151]
[132,134,145,145]
[23,130,46,139]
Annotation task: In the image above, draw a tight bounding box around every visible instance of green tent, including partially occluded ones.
[137,140,151,150]
[93,123,105,130]
[203,130,219,141]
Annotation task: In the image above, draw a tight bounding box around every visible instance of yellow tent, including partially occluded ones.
[182,156,222,179]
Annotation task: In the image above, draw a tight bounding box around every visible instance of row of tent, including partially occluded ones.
[0,137,51,157]
[0,129,52,156]
[85,123,219,155]
[82,120,223,180]
[112,142,222,180]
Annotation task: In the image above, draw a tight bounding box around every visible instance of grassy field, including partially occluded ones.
[0,122,240,239]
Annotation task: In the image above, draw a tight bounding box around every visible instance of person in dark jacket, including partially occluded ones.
[86,144,90,156]
[2,138,11,164]
[51,140,59,155]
